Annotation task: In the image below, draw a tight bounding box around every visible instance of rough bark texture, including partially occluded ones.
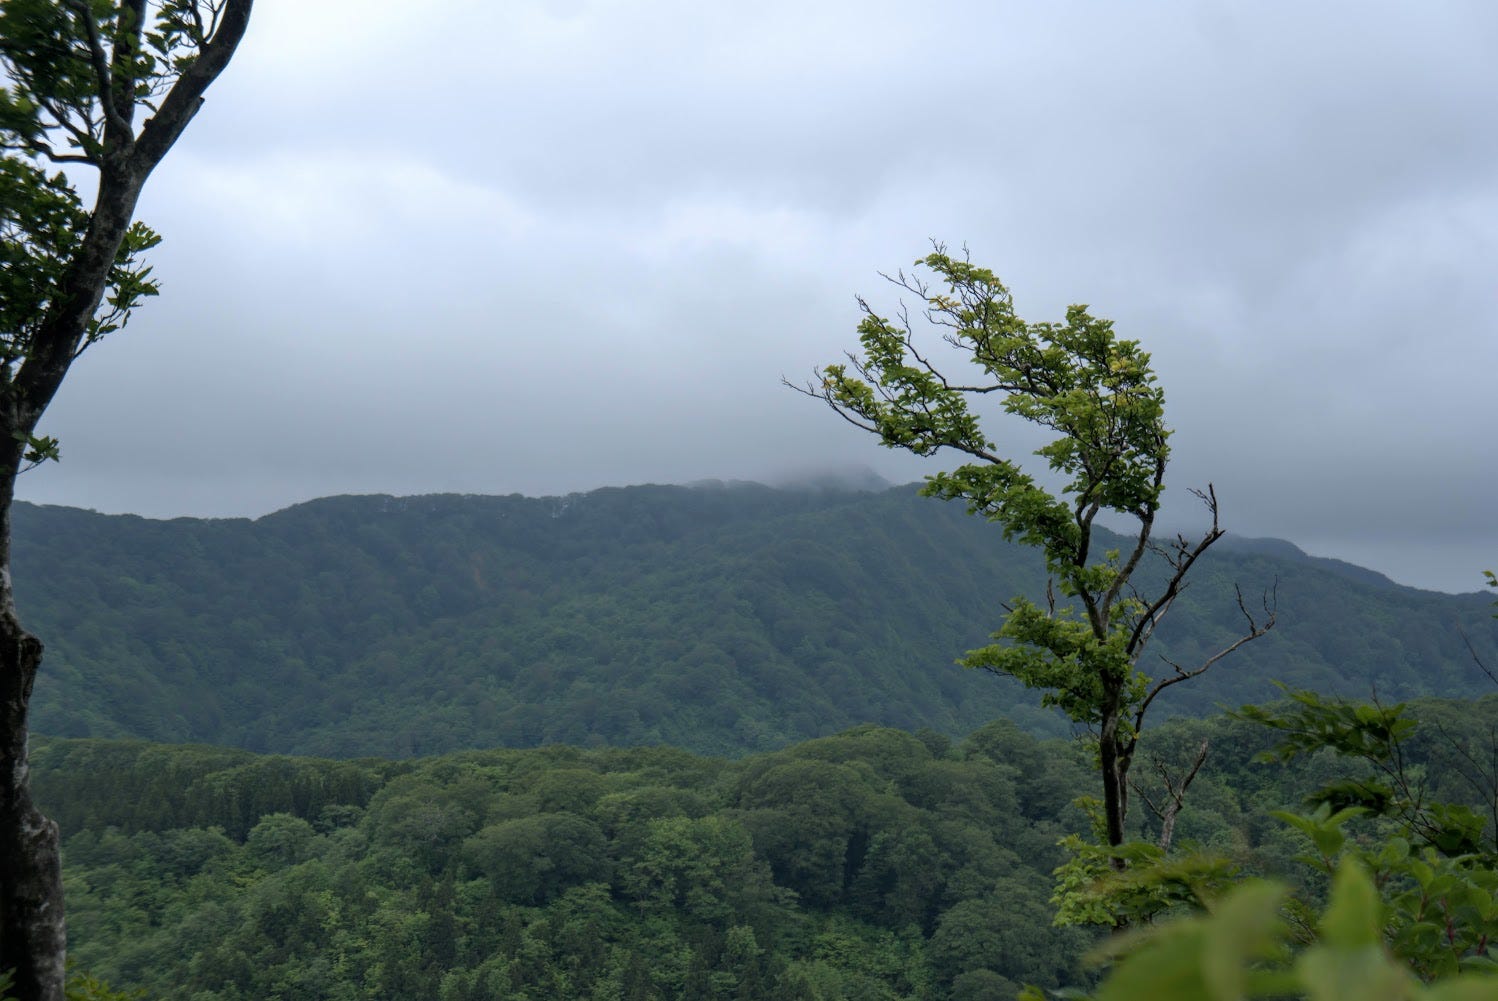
[1099,705,1128,858]
[0,464,64,1001]
[0,617,62,1001]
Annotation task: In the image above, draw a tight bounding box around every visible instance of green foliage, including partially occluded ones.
[0,967,144,1001]
[1063,877,1290,1001]
[36,699,1498,998]
[1243,693,1498,984]
[824,252,1167,545]
[1046,689,1498,1000]
[621,815,782,924]
[1047,860,1498,1001]
[462,813,609,905]
[62,971,144,1001]
[813,251,1173,729]
[1049,835,1238,929]
[42,725,1099,1000]
[1,6,250,987]
[1239,685,1417,766]
[1239,689,1494,858]
[0,148,89,355]
[244,813,317,868]
[0,0,172,367]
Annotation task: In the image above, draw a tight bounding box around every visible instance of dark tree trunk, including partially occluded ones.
[0,628,61,1001]
[1099,712,1128,860]
[0,469,64,1001]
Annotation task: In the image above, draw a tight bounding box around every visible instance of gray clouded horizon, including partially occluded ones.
[16,0,1498,594]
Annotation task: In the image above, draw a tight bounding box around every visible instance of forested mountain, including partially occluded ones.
[18,483,1498,758]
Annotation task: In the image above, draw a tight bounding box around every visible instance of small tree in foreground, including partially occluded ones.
[794,248,1273,902]
[0,2,252,998]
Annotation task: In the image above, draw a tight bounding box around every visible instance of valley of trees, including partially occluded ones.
[6,479,1496,998]
[12,479,1498,998]
[23,695,1498,999]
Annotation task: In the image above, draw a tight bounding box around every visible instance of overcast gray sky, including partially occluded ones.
[17,0,1498,593]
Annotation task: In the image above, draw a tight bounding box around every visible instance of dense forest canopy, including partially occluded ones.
[28,696,1498,999]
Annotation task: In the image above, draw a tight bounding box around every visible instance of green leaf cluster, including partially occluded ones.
[1049,835,1238,929]
[1043,688,1498,999]
[0,0,212,468]
[819,251,1167,590]
[0,0,173,222]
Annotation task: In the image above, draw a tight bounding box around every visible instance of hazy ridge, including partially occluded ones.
[20,483,1498,758]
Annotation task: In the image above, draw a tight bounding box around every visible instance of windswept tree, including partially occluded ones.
[0,2,252,997]
[794,248,1273,878]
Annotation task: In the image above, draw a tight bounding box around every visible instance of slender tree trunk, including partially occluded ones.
[0,469,64,1001]
[1098,698,1129,865]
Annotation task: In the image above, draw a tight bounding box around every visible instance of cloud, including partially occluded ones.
[17,0,1498,593]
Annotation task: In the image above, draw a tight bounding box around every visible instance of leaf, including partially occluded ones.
[1095,880,1287,1001]
[1297,944,1414,1001]
[1419,979,1498,1001]
[1319,859,1383,949]
[1297,861,1414,1001]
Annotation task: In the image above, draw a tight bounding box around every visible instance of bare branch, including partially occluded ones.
[36,93,100,158]
[1126,485,1224,657]
[1459,628,1498,688]
[1134,581,1277,731]
[186,1,209,45]
[32,148,94,165]
[1129,738,1210,851]
[1430,719,1498,850]
[106,0,152,134]
[3,136,94,166]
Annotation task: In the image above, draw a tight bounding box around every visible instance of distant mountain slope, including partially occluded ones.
[16,484,1498,757]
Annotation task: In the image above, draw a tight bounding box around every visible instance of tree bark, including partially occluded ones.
[1099,713,1128,863]
[0,631,60,1001]
[0,468,63,1001]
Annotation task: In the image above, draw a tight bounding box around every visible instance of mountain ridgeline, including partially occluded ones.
[19,483,1498,758]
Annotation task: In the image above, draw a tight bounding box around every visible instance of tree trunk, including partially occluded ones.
[0,473,64,1001]
[0,630,61,1001]
[1099,714,1128,865]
